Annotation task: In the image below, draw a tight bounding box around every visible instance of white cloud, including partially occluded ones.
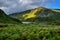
[0,0,53,14]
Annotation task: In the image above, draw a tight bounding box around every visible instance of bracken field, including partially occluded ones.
[0,24,60,40]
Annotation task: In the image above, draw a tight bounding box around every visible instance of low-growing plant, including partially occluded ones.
[0,24,60,40]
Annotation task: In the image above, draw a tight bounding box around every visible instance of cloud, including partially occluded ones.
[0,0,53,14]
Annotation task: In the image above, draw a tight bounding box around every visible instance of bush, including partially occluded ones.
[0,24,60,40]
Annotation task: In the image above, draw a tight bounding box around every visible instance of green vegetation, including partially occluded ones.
[0,24,60,40]
[0,9,22,24]
[0,7,60,40]
[10,7,60,24]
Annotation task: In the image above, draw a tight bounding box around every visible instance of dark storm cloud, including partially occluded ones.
[0,0,53,14]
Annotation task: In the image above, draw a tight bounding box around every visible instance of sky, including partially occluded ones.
[0,0,60,14]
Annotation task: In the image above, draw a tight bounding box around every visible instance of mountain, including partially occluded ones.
[9,7,60,24]
[0,9,22,24]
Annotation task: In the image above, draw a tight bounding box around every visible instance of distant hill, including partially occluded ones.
[53,9,60,12]
[0,9,22,24]
[9,7,60,24]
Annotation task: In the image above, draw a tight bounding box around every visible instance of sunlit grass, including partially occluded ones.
[23,9,39,19]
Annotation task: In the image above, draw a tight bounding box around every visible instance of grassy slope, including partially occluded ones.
[0,9,22,24]
[0,24,60,40]
[10,7,60,24]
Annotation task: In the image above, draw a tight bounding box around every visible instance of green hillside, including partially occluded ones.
[0,8,60,40]
[9,7,60,24]
[0,9,22,24]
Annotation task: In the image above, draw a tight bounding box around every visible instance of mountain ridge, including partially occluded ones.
[9,7,60,24]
